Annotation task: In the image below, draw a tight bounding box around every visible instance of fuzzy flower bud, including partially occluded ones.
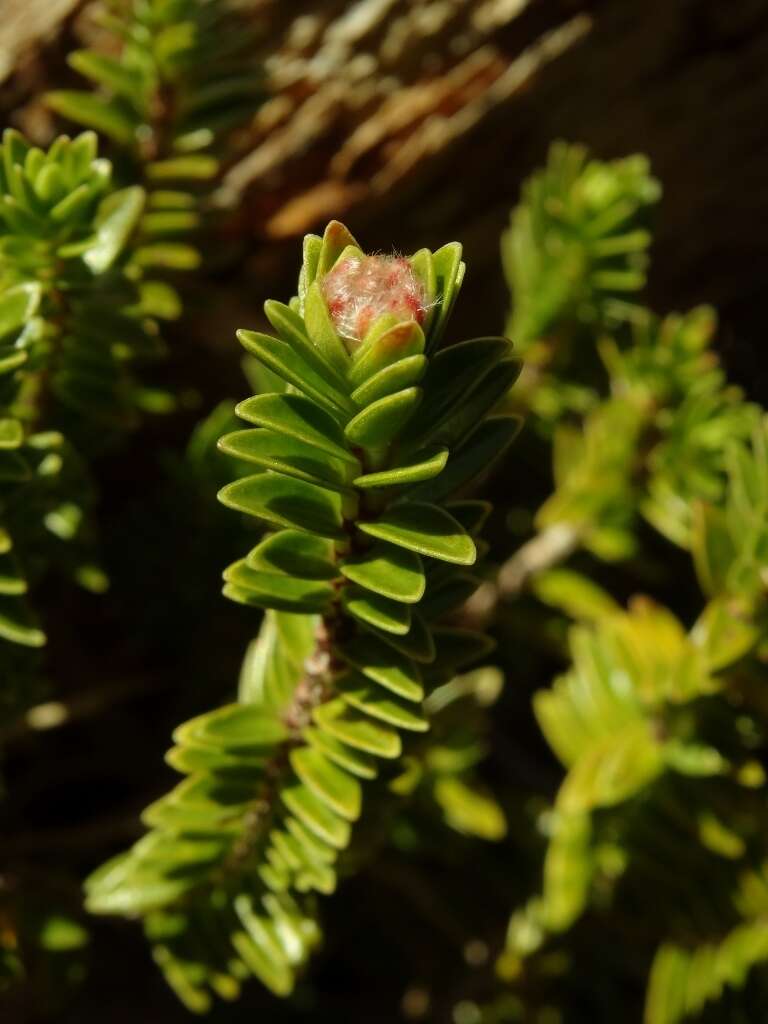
[320,255,428,352]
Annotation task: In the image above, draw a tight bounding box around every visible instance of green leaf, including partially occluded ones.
[0,594,45,646]
[533,569,621,622]
[68,49,144,100]
[84,185,145,273]
[339,633,423,701]
[236,330,355,418]
[218,473,344,539]
[0,418,23,449]
[420,573,478,621]
[304,726,378,779]
[348,320,425,388]
[316,220,360,278]
[280,782,350,849]
[235,394,358,467]
[344,387,422,449]
[264,300,349,394]
[409,416,521,502]
[433,776,506,841]
[304,281,349,374]
[0,282,41,339]
[340,542,425,603]
[147,155,219,181]
[358,502,476,565]
[353,445,448,490]
[46,91,139,144]
[408,248,437,336]
[223,560,334,613]
[430,241,464,347]
[364,612,436,664]
[403,337,509,447]
[290,747,361,820]
[351,355,426,406]
[337,674,428,732]
[557,721,664,813]
[133,242,201,269]
[313,699,402,758]
[218,429,352,495]
[429,627,495,674]
[341,586,412,635]
[173,704,287,751]
[246,530,337,580]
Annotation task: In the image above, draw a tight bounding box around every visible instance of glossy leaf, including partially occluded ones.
[340,542,425,603]
[339,633,423,701]
[341,586,412,635]
[246,531,337,580]
[344,387,422,449]
[218,429,351,495]
[218,473,344,539]
[358,503,476,565]
[235,394,358,466]
[337,674,429,732]
[312,699,402,758]
[290,747,361,820]
[353,445,448,489]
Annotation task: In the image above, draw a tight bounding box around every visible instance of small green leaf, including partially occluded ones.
[348,320,425,388]
[246,530,337,580]
[264,300,349,393]
[304,281,349,374]
[344,387,422,449]
[353,445,448,490]
[364,612,436,664]
[0,418,23,449]
[304,726,378,779]
[235,393,358,467]
[147,155,219,181]
[133,243,201,269]
[237,329,355,418]
[430,241,464,347]
[340,542,424,603]
[173,704,287,751]
[46,91,138,144]
[0,282,41,339]
[218,473,344,539]
[0,594,46,647]
[358,502,476,565]
[313,699,402,758]
[339,633,423,701]
[68,49,144,100]
[429,626,495,674]
[223,560,334,613]
[280,782,350,849]
[337,673,428,732]
[218,429,351,495]
[290,747,361,820]
[316,220,361,278]
[410,416,521,502]
[351,355,426,406]
[403,337,510,448]
[84,185,145,273]
[341,586,412,635]
[420,573,479,621]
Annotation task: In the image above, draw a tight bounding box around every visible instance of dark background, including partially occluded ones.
[2,0,768,1020]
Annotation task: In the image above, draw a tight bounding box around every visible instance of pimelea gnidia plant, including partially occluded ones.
[84,220,521,1010]
[0,128,153,666]
[47,0,262,276]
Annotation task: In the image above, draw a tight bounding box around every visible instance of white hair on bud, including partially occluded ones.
[321,254,433,351]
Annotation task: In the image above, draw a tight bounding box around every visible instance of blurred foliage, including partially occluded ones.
[491,143,768,1024]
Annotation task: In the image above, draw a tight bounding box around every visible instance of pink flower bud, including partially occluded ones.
[321,255,427,351]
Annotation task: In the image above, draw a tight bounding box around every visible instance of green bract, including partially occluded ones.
[84,221,519,1009]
